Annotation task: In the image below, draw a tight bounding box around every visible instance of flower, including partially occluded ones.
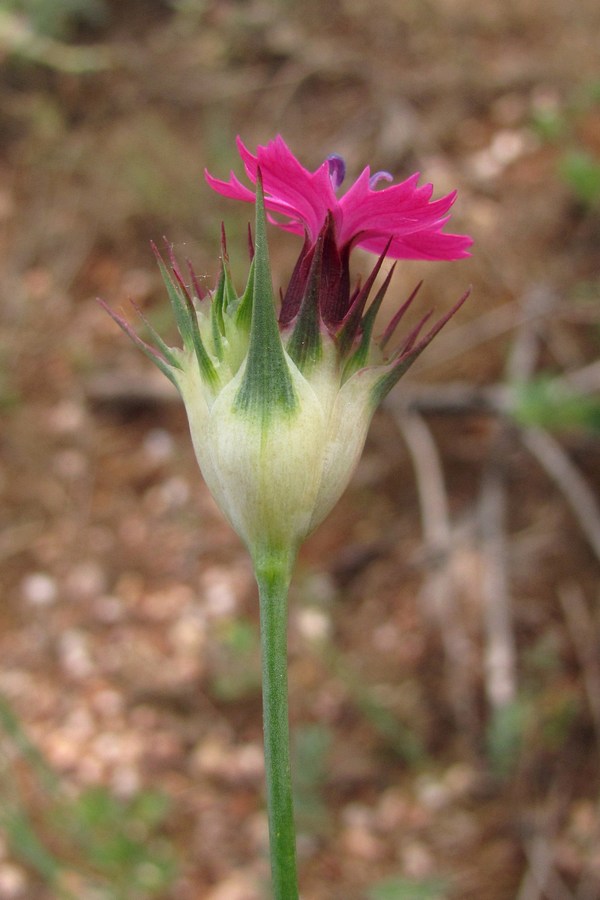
[102,143,471,571]
[205,135,471,327]
[205,134,472,262]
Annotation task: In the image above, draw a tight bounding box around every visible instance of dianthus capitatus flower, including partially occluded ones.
[101,136,472,900]
[205,134,471,332]
[102,137,471,572]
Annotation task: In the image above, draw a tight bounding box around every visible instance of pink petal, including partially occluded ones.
[205,136,472,262]
[204,169,256,203]
[207,136,339,240]
[359,228,473,261]
[339,170,451,240]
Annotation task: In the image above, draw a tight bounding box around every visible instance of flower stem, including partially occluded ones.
[255,552,299,900]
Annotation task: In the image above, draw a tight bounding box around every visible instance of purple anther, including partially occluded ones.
[369,170,394,189]
[327,154,346,190]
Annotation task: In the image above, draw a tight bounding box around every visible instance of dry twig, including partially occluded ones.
[521,427,600,566]
[478,436,517,710]
[476,286,548,715]
[517,833,577,900]
[393,407,479,740]
[558,583,600,755]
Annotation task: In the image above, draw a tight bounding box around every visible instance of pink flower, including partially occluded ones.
[205,135,472,262]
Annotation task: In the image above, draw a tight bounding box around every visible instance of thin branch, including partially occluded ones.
[521,427,600,566]
[477,285,543,714]
[517,834,577,900]
[397,410,451,551]
[562,359,600,394]
[558,583,600,756]
[479,433,517,709]
[516,782,578,900]
[395,408,479,740]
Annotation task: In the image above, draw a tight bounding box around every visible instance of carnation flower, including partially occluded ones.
[102,137,472,900]
[102,159,470,567]
[205,134,472,261]
[206,135,471,327]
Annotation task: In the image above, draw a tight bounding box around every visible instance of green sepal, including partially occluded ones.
[153,245,195,350]
[210,266,226,362]
[234,173,297,422]
[185,290,220,389]
[210,232,246,361]
[222,257,239,318]
[210,304,225,361]
[341,264,395,382]
[213,227,238,323]
[234,256,255,332]
[370,349,425,410]
[129,300,184,372]
[96,298,181,391]
[286,231,323,374]
[153,244,219,389]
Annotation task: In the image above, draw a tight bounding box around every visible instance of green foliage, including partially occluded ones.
[532,81,600,210]
[511,376,600,434]
[523,630,564,679]
[0,695,177,898]
[4,0,108,40]
[368,875,449,899]
[0,1,110,72]
[530,106,567,143]
[68,787,176,897]
[167,0,208,21]
[536,686,581,752]
[485,698,530,779]
[486,685,581,779]
[559,150,600,209]
[0,371,21,410]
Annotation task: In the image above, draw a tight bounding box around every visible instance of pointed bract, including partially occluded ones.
[285,229,324,373]
[234,171,297,421]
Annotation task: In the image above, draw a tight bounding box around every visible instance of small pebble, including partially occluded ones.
[0,863,27,898]
[59,629,94,678]
[21,572,58,607]
[295,607,331,642]
[65,561,107,601]
[142,428,175,464]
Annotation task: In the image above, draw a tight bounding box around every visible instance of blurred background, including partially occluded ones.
[1,1,600,898]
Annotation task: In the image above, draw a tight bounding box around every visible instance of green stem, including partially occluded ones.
[255,552,299,900]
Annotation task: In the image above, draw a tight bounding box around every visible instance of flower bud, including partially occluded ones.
[102,146,470,569]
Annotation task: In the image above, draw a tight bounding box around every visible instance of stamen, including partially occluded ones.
[327,154,346,190]
[369,170,394,189]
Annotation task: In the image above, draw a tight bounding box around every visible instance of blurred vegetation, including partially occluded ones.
[0,696,177,899]
[0,0,110,71]
[532,80,600,211]
[512,376,600,434]
[367,875,448,900]
[559,150,600,210]
[2,0,109,40]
